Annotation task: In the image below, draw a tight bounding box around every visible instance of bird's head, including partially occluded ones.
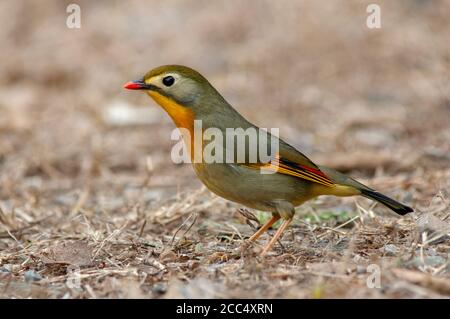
[124,65,225,129]
[124,65,210,104]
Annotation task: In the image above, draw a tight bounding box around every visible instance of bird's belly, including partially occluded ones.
[192,163,314,211]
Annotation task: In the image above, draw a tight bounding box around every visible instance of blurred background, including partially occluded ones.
[0,0,449,298]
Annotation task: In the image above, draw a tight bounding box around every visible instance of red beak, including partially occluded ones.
[123,81,143,90]
[123,79,150,90]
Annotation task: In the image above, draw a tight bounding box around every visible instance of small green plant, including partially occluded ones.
[304,210,356,224]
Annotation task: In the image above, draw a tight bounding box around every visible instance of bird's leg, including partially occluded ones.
[260,200,295,256]
[248,214,280,242]
[261,217,293,256]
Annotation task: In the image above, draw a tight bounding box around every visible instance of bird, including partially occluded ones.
[124,65,413,255]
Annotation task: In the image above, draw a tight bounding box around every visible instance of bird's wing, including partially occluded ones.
[240,140,335,187]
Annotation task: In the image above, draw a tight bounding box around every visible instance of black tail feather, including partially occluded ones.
[360,189,413,215]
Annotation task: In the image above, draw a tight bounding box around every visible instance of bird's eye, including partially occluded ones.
[162,76,175,87]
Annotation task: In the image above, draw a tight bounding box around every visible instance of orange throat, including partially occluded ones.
[147,91,198,159]
[147,91,195,130]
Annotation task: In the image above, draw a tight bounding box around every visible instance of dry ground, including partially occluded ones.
[0,0,449,298]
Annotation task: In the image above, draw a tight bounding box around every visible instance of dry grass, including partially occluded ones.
[0,0,449,298]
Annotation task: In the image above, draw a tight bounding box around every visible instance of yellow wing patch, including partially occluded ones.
[244,155,335,187]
